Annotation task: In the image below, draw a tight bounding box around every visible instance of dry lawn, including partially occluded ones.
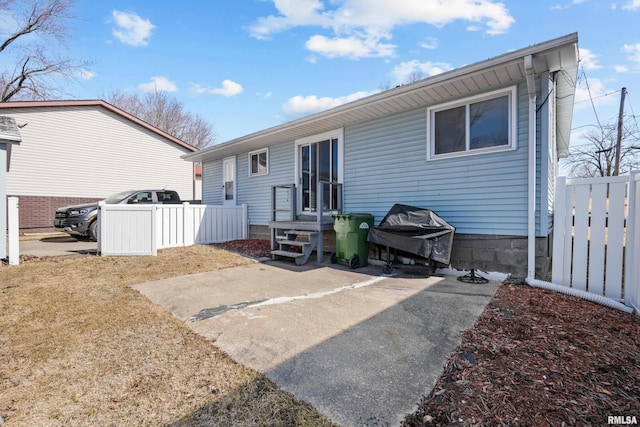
[0,245,336,426]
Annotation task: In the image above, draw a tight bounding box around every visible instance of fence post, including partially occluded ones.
[242,204,248,239]
[551,176,567,284]
[97,201,105,256]
[7,196,19,266]
[625,171,639,311]
[183,202,194,246]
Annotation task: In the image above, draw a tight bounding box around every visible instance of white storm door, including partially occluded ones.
[223,156,236,205]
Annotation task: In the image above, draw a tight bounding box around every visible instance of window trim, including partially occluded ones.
[426,86,518,161]
[248,148,269,177]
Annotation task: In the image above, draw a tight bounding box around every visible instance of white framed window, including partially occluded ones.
[427,86,517,160]
[249,148,268,176]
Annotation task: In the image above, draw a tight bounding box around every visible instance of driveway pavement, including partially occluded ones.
[19,234,97,257]
[134,260,499,426]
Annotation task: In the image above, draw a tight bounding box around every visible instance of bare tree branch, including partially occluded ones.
[563,120,640,177]
[106,90,217,148]
[0,0,86,101]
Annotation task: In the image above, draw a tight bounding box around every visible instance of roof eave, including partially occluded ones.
[183,33,578,163]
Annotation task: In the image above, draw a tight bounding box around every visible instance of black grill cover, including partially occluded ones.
[367,204,455,265]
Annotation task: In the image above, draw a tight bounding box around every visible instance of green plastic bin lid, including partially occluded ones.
[331,212,374,218]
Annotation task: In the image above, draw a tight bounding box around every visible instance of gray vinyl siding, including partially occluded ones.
[343,81,531,236]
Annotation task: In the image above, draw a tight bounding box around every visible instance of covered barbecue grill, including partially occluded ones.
[367,204,455,275]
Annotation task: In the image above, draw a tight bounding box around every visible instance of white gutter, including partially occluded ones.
[525,55,537,280]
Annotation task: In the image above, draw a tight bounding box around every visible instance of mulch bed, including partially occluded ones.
[404,280,640,426]
[211,239,272,259]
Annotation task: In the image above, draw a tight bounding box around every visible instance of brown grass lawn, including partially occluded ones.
[0,245,336,426]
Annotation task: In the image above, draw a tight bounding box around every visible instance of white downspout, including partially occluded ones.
[525,55,537,280]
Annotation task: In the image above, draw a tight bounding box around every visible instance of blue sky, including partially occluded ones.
[44,1,640,148]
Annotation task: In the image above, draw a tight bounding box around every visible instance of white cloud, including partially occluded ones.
[622,0,640,10]
[192,80,244,97]
[112,10,155,46]
[305,34,395,58]
[420,37,438,50]
[282,90,374,117]
[390,60,453,84]
[579,48,601,70]
[249,0,515,59]
[615,64,629,72]
[139,76,177,92]
[552,0,586,9]
[78,69,96,80]
[213,80,244,97]
[249,0,329,40]
[622,43,640,66]
[574,77,615,110]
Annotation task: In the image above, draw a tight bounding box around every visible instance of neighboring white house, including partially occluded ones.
[0,116,21,260]
[0,100,199,231]
[184,33,579,279]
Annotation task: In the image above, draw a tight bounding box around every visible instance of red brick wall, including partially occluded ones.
[9,195,102,231]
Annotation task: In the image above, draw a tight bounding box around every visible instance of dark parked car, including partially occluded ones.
[54,190,182,241]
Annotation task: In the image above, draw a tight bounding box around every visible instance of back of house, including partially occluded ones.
[185,33,579,279]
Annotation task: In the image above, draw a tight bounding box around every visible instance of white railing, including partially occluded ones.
[98,202,248,256]
[552,172,639,313]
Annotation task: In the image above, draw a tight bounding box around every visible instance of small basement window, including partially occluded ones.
[249,148,268,176]
[427,86,517,160]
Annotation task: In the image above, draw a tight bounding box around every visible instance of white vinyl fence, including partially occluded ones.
[7,196,19,265]
[552,172,639,313]
[98,202,248,256]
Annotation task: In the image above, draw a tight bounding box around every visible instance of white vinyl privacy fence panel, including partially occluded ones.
[98,202,247,256]
[552,172,639,313]
[628,172,640,313]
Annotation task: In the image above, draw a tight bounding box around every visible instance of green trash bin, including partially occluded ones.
[330,213,375,269]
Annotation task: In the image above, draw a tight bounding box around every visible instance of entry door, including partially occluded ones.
[223,156,236,205]
[299,138,339,213]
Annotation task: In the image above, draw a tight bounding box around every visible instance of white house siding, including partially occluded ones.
[343,81,531,236]
[1,145,7,258]
[5,106,194,199]
[2,105,195,230]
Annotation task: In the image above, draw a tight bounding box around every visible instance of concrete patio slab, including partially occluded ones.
[134,260,499,426]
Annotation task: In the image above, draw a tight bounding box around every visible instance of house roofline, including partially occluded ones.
[184,32,578,163]
[0,99,198,152]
